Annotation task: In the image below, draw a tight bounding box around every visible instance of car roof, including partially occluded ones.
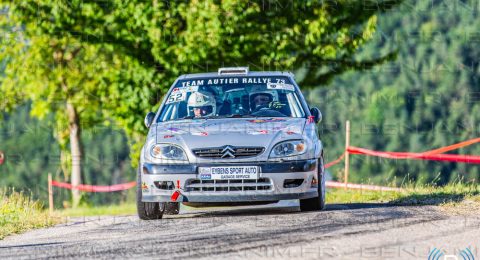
[177,71,294,80]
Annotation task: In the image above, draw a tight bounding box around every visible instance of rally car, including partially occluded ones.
[137,67,324,219]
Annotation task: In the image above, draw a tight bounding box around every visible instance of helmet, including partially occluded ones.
[250,91,274,110]
[187,91,217,117]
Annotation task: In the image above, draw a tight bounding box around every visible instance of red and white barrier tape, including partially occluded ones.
[421,137,480,155]
[51,180,136,192]
[347,146,480,164]
[322,137,480,191]
[325,136,480,167]
[49,137,480,193]
[0,151,4,165]
[324,152,345,169]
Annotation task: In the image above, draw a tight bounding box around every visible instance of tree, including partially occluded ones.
[0,0,402,204]
[308,0,480,185]
[3,0,402,131]
[0,23,125,206]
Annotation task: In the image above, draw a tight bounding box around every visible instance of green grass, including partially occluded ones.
[59,203,136,217]
[391,182,480,205]
[327,181,480,212]
[0,191,59,239]
[327,189,402,204]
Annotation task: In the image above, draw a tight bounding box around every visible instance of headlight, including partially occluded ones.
[150,144,187,161]
[269,140,307,158]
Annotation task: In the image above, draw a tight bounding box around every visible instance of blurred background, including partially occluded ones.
[0,0,479,208]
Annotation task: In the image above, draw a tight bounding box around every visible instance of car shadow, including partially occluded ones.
[171,201,398,218]
[325,202,396,211]
[169,192,472,219]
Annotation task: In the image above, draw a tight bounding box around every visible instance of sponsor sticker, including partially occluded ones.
[199,173,212,180]
[181,85,199,92]
[166,127,181,132]
[198,166,258,180]
[191,132,208,136]
[267,82,294,91]
[166,91,187,104]
[141,182,149,192]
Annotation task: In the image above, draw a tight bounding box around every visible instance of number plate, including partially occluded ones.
[198,166,259,180]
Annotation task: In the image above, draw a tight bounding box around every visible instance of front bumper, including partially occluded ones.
[140,159,319,203]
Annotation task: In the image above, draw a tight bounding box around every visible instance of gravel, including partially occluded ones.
[1,202,479,259]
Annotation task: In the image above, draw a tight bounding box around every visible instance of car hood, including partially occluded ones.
[154,118,306,149]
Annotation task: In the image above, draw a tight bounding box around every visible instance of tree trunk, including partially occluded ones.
[66,102,83,207]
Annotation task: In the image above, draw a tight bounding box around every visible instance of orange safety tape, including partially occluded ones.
[347,146,480,164]
[421,137,480,155]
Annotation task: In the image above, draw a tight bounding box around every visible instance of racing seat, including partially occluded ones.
[218,100,231,116]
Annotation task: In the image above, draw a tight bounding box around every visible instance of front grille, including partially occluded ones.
[192,146,264,159]
[185,178,272,192]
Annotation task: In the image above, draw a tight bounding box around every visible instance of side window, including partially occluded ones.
[286,92,304,117]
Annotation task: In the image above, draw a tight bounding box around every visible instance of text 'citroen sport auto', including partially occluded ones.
[137,67,324,219]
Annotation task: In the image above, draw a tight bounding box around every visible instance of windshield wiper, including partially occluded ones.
[179,115,195,120]
[196,115,223,120]
[226,114,251,118]
[177,114,254,120]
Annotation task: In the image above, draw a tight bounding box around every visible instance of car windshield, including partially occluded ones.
[157,76,306,122]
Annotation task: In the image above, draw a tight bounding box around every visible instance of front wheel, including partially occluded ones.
[164,202,180,215]
[136,166,164,220]
[299,156,326,211]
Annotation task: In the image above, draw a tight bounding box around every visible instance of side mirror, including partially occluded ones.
[310,107,322,123]
[144,112,156,128]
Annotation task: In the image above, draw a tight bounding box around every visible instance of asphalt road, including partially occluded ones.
[1,202,479,259]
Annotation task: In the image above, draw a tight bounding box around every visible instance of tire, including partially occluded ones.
[164,202,180,215]
[136,166,164,220]
[299,156,326,211]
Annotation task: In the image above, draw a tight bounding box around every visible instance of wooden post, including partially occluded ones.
[344,120,350,189]
[48,173,53,214]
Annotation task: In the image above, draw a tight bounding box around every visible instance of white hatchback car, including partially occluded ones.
[137,67,324,219]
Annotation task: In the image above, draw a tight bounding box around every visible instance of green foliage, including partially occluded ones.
[0,0,401,143]
[311,0,480,185]
[0,25,113,129]
[0,105,133,205]
[0,106,60,195]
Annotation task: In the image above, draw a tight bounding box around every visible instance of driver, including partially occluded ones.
[251,92,273,111]
[250,91,285,111]
[187,91,217,117]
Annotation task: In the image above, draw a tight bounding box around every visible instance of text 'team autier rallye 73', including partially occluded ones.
[137,67,324,220]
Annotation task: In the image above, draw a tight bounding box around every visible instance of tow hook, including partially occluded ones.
[170,180,182,202]
[171,190,181,202]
